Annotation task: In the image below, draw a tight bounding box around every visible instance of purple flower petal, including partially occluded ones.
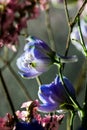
[38,75,76,112]
[38,103,58,113]
[17,36,55,79]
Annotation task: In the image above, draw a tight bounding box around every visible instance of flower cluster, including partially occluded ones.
[0,100,64,130]
[16,36,79,130]
[0,113,14,130]
[15,100,64,130]
[38,75,76,113]
[0,0,39,50]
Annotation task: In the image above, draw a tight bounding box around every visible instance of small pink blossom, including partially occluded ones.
[16,110,28,121]
[39,0,49,10]
[41,114,64,130]
[16,100,40,122]
[0,113,14,130]
[0,0,11,5]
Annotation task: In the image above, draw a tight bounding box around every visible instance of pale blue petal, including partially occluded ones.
[38,103,58,112]
[38,92,56,104]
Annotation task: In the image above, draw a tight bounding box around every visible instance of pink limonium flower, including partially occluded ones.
[16,99,64,130]
[0,0,40,51]
[16,100,40,122]
[15,100,44,130]
[16,36,78,79]
[70,19,87,56]
[0,113,14,130]
[41,114,64,130]
[38,75,76,113]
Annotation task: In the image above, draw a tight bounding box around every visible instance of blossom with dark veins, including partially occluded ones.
[38,75,76,112]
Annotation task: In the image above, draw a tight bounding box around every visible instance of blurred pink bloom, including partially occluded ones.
[41,114,64,130]
[16,100,40,122]
[0,113,14,130]
[0,0,11,5]
[16,100,64,130]
[39,0,49,10]
[0,0,40,51]
[16,110,28,121]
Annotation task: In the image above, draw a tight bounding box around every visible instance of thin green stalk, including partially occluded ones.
[45,2,56,51]
[67,111,75,130]
[63,0,72,56]
[74,61,86,95]
[36,76,42,87]
[63,0,87,58]
[71,0,87,27]
[0,54,32,100]
[70,111,75,130]
[3,46,9,60]
[0,45,19,71]
[81,57,87,128]
[7,64,32,100]
[58,64,82,111]
[0,70,18,122]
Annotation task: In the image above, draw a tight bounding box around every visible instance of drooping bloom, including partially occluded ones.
[16,36,78,79]
[38,75,76,112]
[70,19,87,55]
[16,36,56,78]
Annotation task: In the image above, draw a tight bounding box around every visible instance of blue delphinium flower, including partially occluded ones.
[38,75,76,112]
[16,36,56,78]
[15,121,44,130]
[17,36,77,79]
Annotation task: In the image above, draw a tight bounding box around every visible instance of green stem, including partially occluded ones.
[45,3,56,51]
[71,0,87,27]
[58,64,82,111]
[70,111,75,130]
[81,57,87,128]
[7,64,32,100]
[75,60,86,95]
[0,70,18,122]
[67,111,75,130]
[63,0,72,71]
[36,76,42,87]
[63,0,87,58]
